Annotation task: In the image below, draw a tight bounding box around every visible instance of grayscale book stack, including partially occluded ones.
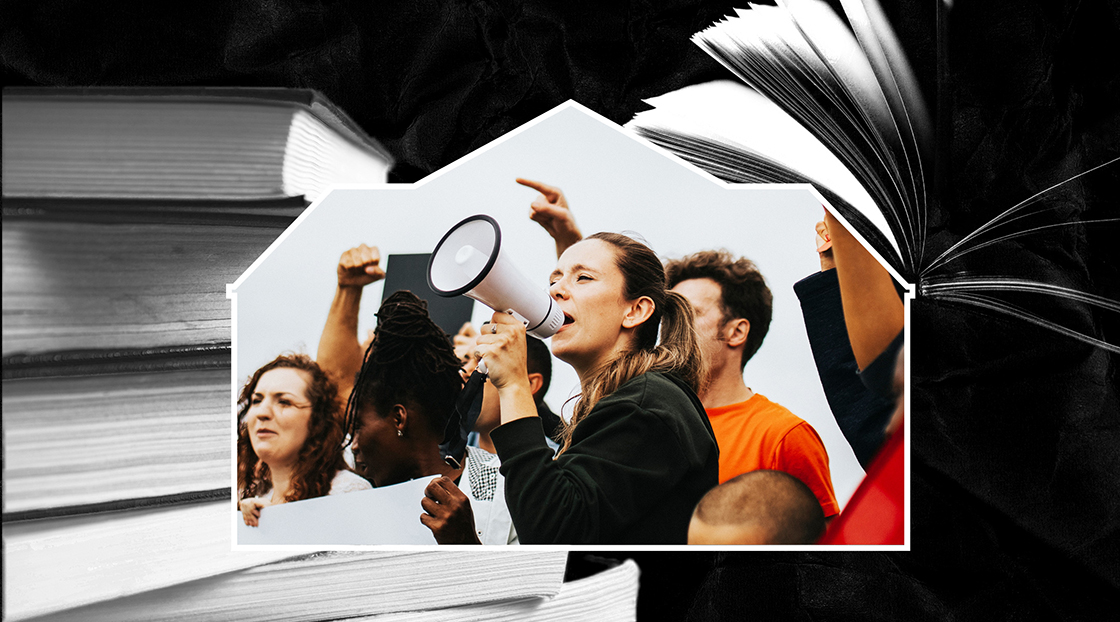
[2,86,640,622]
[2,87,392,520]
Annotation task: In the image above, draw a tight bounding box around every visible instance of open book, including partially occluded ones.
[628,0,931,281]
[626,0,1118,351]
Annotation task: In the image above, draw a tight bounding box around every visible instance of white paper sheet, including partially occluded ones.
[237,476,438,545]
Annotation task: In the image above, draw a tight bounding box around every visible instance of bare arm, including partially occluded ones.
[823,211,904,370]
[516,178,583,258]
[317,244,385,398]
[815,219,835,271]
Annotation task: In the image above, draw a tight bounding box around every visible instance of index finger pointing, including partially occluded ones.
[515,178,558,198]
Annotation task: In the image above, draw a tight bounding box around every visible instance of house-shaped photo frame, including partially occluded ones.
[228,101,912,550]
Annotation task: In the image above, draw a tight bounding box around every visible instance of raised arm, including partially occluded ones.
[823,211,904,371]
[794,219,895,466]
[516,178,583,258]
[317,244,385,398]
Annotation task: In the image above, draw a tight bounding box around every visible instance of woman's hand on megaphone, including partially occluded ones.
[473,311,530,392]
[337,244,386,288]
[475,312,538,426]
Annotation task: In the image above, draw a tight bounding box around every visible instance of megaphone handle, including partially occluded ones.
[476,359,488,375]
[509,309,529,326]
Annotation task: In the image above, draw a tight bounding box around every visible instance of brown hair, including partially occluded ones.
[237,354,348,503]
[558,232,707,453]
[693,470,825,544]
[664,249,772,369]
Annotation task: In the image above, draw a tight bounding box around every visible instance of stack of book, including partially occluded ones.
[2,87,394,520]
[6,504,637,621]
[3,86,640,622]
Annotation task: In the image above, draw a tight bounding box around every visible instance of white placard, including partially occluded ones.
[237,477,438,545]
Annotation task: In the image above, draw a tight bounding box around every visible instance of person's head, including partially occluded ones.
[665,250,772,373]
[345,290,463,486]
[688,470,825,545]
[237,354,346,502]
[549,232,706,451]
[475,335,552,435]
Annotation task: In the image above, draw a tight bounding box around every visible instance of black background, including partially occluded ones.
[4,0,1118,619]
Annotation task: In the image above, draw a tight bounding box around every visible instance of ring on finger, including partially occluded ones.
[491,323,498,334]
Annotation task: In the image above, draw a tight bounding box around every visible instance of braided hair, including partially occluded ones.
[344,290,464,443]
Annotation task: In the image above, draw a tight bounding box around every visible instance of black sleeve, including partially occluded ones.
[794,270,895,468]
[490,392,691,544]
[859,330,905,399]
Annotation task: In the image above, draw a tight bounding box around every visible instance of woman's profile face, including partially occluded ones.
[548,238,634,372]
[351,404,411,487]
[246,367,313,468]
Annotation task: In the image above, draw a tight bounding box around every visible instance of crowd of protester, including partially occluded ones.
[236,178,906,545]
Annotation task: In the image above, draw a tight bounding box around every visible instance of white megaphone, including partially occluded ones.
[428,214,564,345]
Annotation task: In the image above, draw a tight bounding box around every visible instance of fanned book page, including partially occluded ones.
[628,0,1119,352]
[4,501,293,621]
[624,80,891,255]
[351,559,640,622]
[663,0,933,279]
[15,546,570,622]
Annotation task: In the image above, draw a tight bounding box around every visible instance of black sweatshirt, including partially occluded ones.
[491,371,719,544]
[793,269,895,467]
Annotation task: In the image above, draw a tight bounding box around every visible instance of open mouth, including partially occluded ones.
[562,312,575,326]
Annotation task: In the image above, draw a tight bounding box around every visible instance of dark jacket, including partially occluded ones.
[491,371,719,544]
[793,269,899,467]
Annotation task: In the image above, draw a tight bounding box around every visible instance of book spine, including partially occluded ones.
[2,343,232,380]
[2,488,231,523]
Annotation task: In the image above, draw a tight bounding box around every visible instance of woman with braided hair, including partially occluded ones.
[346,289,517,544]
[237,354,371,527]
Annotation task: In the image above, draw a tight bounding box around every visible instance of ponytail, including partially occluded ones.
[557,233,707,453]
[656,290,707,392]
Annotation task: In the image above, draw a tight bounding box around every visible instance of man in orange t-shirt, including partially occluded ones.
[667,251,839,518]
